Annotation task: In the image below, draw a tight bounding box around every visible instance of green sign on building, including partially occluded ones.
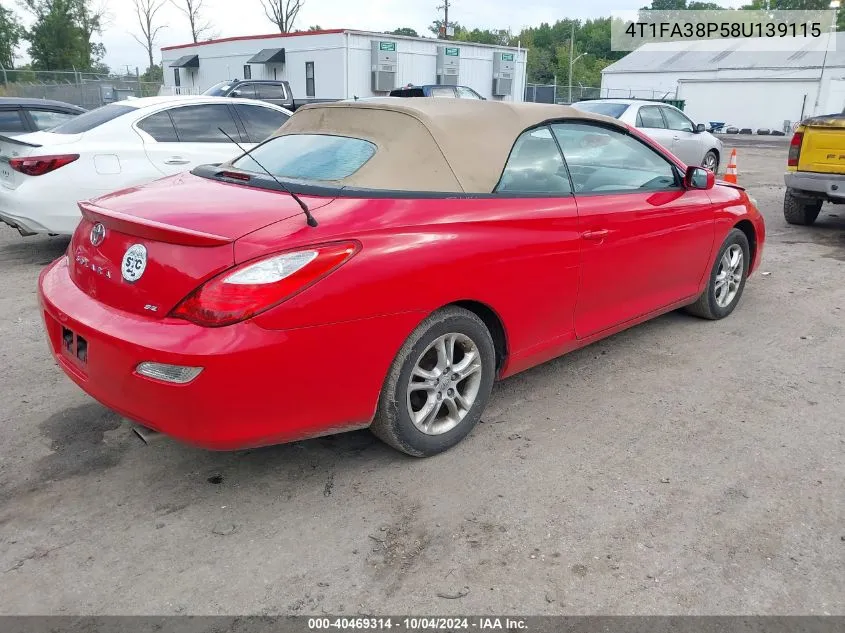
[502,53,514,62]
[445,47,459,56]
[379,42,396,51]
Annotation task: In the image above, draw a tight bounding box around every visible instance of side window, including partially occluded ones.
[430,86,456,98]
[28,109,77,130]
[255,83,285,100]
[305,62,315,97]
[0,109,28,134]
[168,105,240,143]
[551,122,678,193]
[456,86,482,99]
[496,126,571,195]
[636,106,666,129]
[234,104,289,143]
[137,110,179,142]
[661,107,694,132]
[232,83,256,98]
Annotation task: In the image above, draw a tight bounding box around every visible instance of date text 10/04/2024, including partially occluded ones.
[308,618,529,630]
[624,21,822,39]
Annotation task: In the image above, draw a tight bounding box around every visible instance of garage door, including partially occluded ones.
[678,80,816,132]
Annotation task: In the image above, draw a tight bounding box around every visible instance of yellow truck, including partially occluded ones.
[784,115,845,225]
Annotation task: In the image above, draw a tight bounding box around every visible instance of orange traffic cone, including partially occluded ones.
[723,148,738,184]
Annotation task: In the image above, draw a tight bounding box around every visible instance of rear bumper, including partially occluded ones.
[0,187,82,235]
[38,257,423,450]
[784,171,845,200]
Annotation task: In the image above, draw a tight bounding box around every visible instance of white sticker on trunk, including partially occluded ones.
[122,244,147,283]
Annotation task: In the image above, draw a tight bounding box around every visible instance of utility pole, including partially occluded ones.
[568,22,574,104]
[438,0,451,39]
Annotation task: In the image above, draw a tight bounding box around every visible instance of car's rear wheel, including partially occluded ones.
[685,228,750,320]
[702,150,719,173]
[371,306,495,456]
[783,189,822,225]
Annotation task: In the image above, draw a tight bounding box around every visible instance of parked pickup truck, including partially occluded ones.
[784,115,845,225]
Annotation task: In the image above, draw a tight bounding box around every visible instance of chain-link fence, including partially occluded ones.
[524,83,678,104]
[0,68,162,110]
[524,84,602,104]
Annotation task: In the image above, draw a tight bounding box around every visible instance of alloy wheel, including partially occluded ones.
[714,244,743,308]
[406,333,483,435]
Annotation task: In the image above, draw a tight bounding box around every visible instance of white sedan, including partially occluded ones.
[573,99,723,173]
[0,96,291,236]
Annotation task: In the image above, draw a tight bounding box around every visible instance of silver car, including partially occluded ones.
[573,99,723,173]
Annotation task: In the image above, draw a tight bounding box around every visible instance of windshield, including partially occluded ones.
[203,81,234,97]
[572,102,630,119]
[49,103,136,134]
[232,134,377,181]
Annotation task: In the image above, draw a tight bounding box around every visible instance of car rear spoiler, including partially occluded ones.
[0,134,42,148]
[79,202,232,247]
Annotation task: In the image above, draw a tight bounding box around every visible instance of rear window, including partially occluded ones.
[232,134,376,181]
[50,103,135,134]
[572,102,629,119]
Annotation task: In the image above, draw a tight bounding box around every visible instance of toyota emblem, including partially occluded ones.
[90,223,106,246]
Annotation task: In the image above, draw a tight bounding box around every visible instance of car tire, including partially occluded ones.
[685,228,750,320]
[371,306,496,457]
[783,189,822,226]
[702,150,719,173]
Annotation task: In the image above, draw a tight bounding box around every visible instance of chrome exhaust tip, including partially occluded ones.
[131,424,165,445]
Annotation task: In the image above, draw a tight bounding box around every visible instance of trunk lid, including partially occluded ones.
[796,115,845,174]
[0,131,83,190]
[69,171,334,317]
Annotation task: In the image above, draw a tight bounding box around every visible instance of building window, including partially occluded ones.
[243,64,251,80]
[173,68,181,88]
[305,61,315,97]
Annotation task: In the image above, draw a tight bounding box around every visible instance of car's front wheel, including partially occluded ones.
[371,306,496,456]
[783,189,822,226]
[685,228,750,320]
[702,150,719,173]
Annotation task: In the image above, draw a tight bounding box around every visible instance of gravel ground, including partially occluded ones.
[0,141,843,615]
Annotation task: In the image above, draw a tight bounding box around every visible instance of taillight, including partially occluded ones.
[787,132,803,167]
[170,241,360,327]
[9,154,80,176]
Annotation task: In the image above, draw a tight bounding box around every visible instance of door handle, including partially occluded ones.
[164,157,190,165]
[672,135,680,141]
[582,229,610,241]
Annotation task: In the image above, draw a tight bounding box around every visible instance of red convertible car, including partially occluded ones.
[38,99,765,456]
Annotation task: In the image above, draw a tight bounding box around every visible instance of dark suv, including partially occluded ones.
[204,80,294,111]
[389,85,485,100]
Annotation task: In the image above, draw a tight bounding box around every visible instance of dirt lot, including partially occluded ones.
[0,140,843,615]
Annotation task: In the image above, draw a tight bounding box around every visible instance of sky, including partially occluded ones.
[11,0,748,72]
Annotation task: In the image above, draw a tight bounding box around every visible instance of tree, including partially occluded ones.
[307,25,322,31]
[389,27,419,37]
[259,0,304,33]
[22,0,88,71]
[131,0,167,74]
[0,5,23,70]
[71,0,108,68]
[171,0,216,43]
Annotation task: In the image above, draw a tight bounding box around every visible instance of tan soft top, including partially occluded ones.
[270,98,624,194]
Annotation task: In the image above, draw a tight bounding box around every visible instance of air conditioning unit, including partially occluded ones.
[492,51,515,96]
[371,41,397,92]
[436,46,460,86]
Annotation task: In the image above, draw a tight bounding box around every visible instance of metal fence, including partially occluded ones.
[0,68,162,110]
[524,83,679,104]
[524,84,602,104]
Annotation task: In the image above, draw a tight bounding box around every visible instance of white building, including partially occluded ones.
[161,29,528,104]
[601,33,845,131]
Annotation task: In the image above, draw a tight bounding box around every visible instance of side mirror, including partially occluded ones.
[230,90,241,97]
[685,165,714,190]
[694,123,706,133]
